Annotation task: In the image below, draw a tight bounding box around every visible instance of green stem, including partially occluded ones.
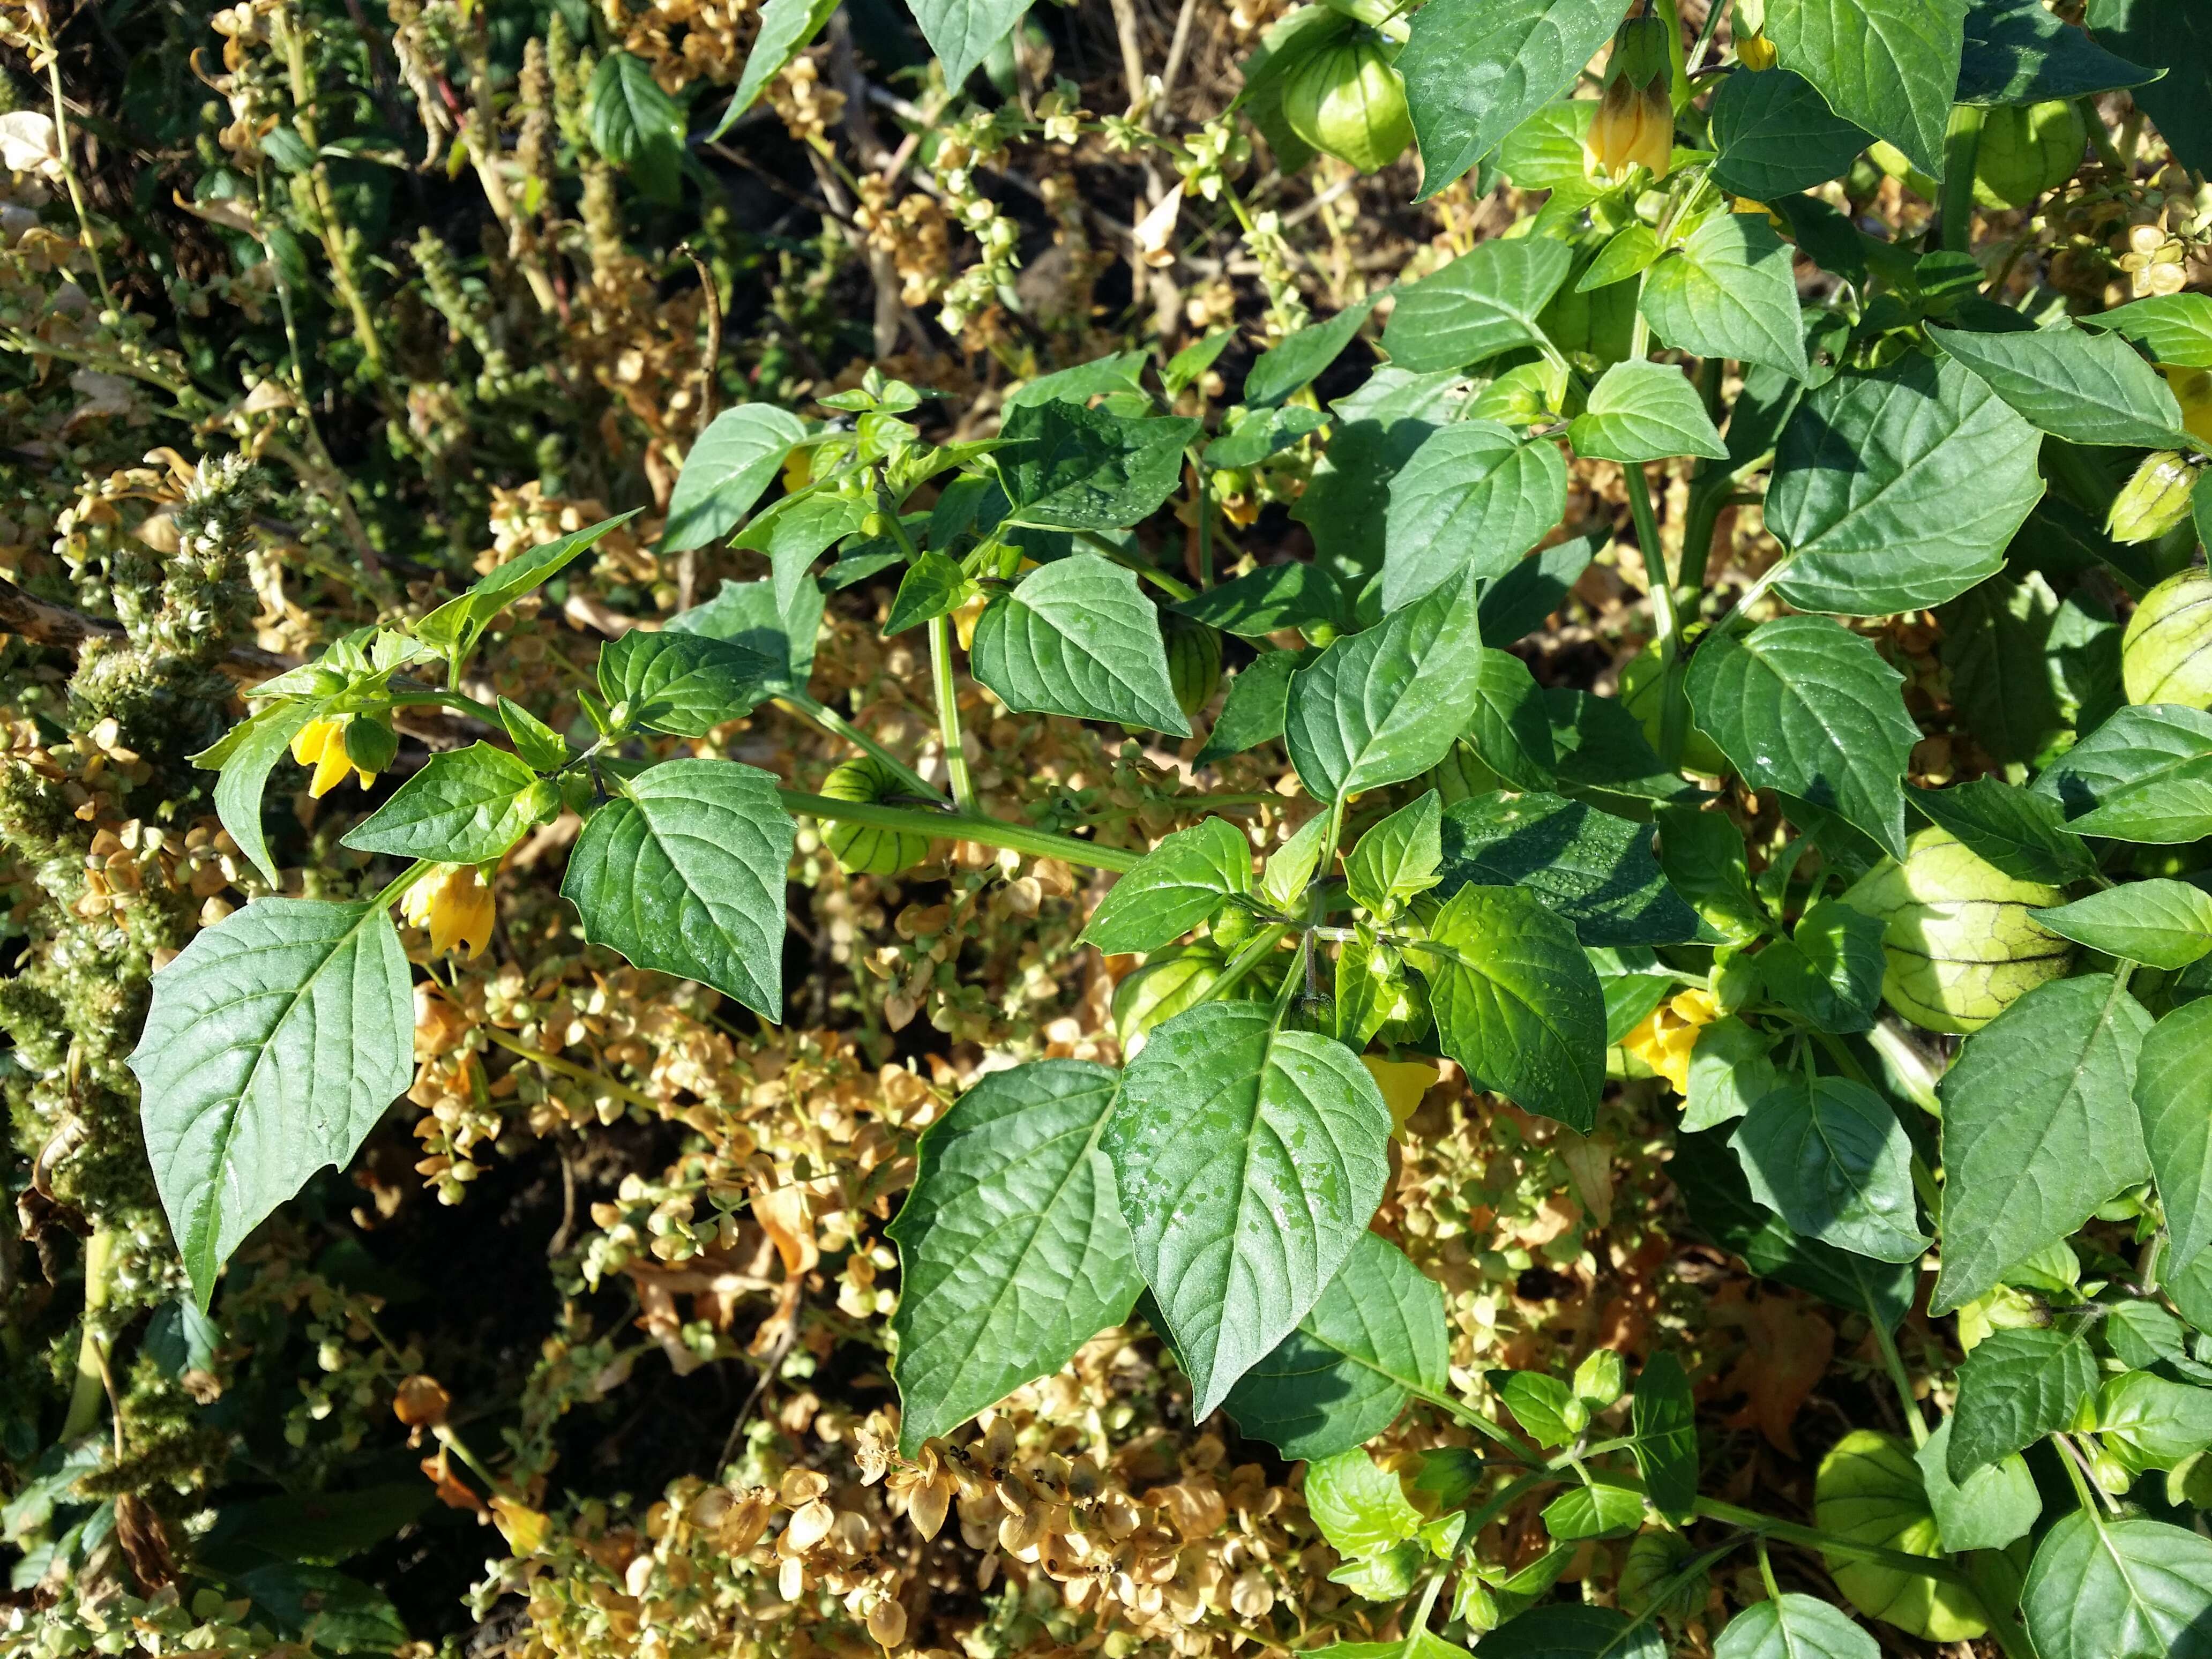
[1204,921,1296,1004]
[1403,1381,1542,1463]
[1870,1317,1930,1449]
[60,1226,114,1443]
[373,860,434,910]
[46,56,112,308]
[776,790,1143,872]
[924,614,978,813]
[1191,452,1215,589]
[1692,1498,1969,1583]
[1623,460,1691,766]
[483,1025,660,1111]
[1077,531,1198,602]
[1939,104,1986,256]
[1755,1538,1781,1601]
[776,691,945,802]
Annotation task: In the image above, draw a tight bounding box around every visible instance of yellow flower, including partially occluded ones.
[289,716,376,797]
[1621,988,1720,1093]
[1738,28,1777,71]
[401,864,497,959]
[2161,365,2212,446]
[1585,75,1674,183]
[1362,1055,1440,1138]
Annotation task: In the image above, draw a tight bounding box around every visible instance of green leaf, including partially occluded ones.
[1930,972,2153,1314]
[2033,880,2212,969]
[238,1563,409,1653]
[1344,790,1444,916]
[1568,359,1730,464]
[215,697,327,886]
[1221,1230,1448,1460]
[1686,614,1919,858]
[587,49,684,203]
[887,1060,1142,1454]
[662,408,808,553]
[1685,1018,1782,1131]
[1295,368,1462,587]
[1382,422,1568,610]
[1173,563,1351,639]
[1478,1604,1663,1659]
[130,899,414,1308]
[1714,1594,1879,1659]
[1948,1325,2099,1478]
[1729,1075,1929,1262]
[1205,405,1331,468]
[418,513,642,654]
[1284,567,1486,802]
[1593,944,1671,1044]
[1931,322,2187,448]
[340,744,543,864]
[970,555,1191,736]
[1003,352,1150,412]
[1542,1477,1644,1541]
[2098,1370,2212,1471]
[1246,300,1378,405]
[2136,997,2212,1273]
[1397,0,1630,201]
[1639,213,1810,379]
[1765,0,1967,177]
[1959,0,2158,104]
[2036,703,2212,843]
[598,630,776,737]
[1500,100,1602,199]
[1915,1416,2041,1553]
[208,1483,432,1569]
[1197,648,1303,764]
[1759,901,1886,1033]
[1305,1448,1426,1558]
[1438,791,1699,947]
[1082,818,1253,954]
[2021,1512,2212,1659]
[2082,293,2212,370]
[561,759,795,1019]
[995,401,1201,532]
[1379,238,1575,371]
[1937,572,2071,767]
[1462,648,1558,791]
[1814,1429,1991,1642]
[1709,68,1873,199]
[1480,534,1599,643]
[1631,1351,1699,1522]
[668,574,825,691]
[884,551,972,636]
[1498,1370,1581,1447]
[1765,354,2046,615]
[719,0,840,130]
[1658,804,1770,944]
[1100,1002,1392,1418]
[2087,0,2212,174]
[1165,330,1236,395]
[1410,883,1606,1130]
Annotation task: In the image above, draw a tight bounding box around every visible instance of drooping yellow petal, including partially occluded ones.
[309,736,354,798]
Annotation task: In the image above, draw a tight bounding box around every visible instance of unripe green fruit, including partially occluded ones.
[1163,612,1223,718]
[1842,826,2074,1034]
[819,755,932,876]
[1619,643,1729,774]
[1972,100,2088,211]
[1113,944,1223,1046]
[1282,39,1413,174]
[2108,450,2199,544]
[2123,566,2212,710]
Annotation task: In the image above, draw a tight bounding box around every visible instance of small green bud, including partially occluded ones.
[1609,14,1674,89]
[342,714,398,776]
[1560,1394,1592,1435]
[520,779,562,824]
[2122,565,2212,710]
[2106,450,2199,544]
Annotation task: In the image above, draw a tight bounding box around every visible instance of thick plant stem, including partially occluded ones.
[778,790,1143,872]
[60,1226,114,1443]
[1693,1498,1969,1583]
[777,691,945,802]
[1870,1317,1930,1448]
[925,614,977,813]
[1939,104,1986,256]
[1623,461,1692,766]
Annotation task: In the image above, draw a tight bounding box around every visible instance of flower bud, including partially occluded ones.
[1585,73,1674,183]
[819,754,932,876]
[2122,566,2212,711]
[1282,36,1414,174]
[1737,27,1777,71]
[1841,827,2073,1034]
[1609,14,1674,90]
[2106,450,2198,544]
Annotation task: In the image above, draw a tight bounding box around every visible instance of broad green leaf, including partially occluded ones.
[2099,1370,2212,1471]
[215,697,328,886]
[1344,790,1444,916]
[211,1483,432,1567]
[1916,1416,2040,1554]
[587,49,684,203]
[1246,300,1377,406]
[1758,900,1886,1033]
[1165,330,1235,395]
[1580,222,1663,290]
[1714,1594,1879,1659]
[1730,1076,1929,1262]
[1937,572,2071,767]
[1306,1448,1426,1558]
[2137,997,2212,1273]
[1959,0,2157,104]
[1815,1429,1990,1642]
[1931,322,2187,448]
[1382,422,1568,610]
[1409,883,1606,1130]
[2033,879,2212,969]
[1196,649,1302,764]
[1396,0,1629,201]
[238,1563,408,1653]
[1930,973,2153,1314]
[662,407,808,552]
[1438,791,1698,947]
[1100,1002,1392,1418]
[1205,405,1330,468]
[1658,805,1768,944]
[2037,703,2212,843]
[1462,648,1557,791]
[418,513,642,654]
[1284,567,1485,802]
[1260,811,1334,912]
[1173,563,1351,639]
[1498,99,1602,200]
[1498,1370,1582,1447]
[1541,1477,1643,1541]
[2021,1512,2212,1659]
[1567,359,1729,464]
[1479,534,1598,642]
[1686,615,1919,858]
[719,0,840,130]
[1003,352,1150,412]
[1379,238,1576,371]
[1546,686,1698,804]
[1593,944,1671,1044]
[1295,368,1463,587]
[668,574,825,691]
[1709,68,1872,199]
[599,630,776,737]
[561,759,795,1019]
[1478,1604,1663,1659]
[1685,1018,1783,1132]
[995,401,1200,532]
[341,744,543,864]
[1221,1230,1448,1460]
[1765,0,1968,177]
[886,1060,1142,1454]
[1082,818,1253,954]
[1639,213,1810,379]
[1948,1326,2099,1478]
[1336,929,1428,1052]
[884,551,973,636]
[970,555,1191,736]
[130,899,414,1308]
[2087,0,2212,174]
[2083,293,2212,371]
[1766,354,2045,615]
[1631,1351,1698,1522]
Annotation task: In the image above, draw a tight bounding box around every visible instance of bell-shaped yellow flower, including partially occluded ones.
[1621,988,1720,1094]
[1361,1055,1441,1139]
[401,864,497,960]
[289,716,377,798]
[1585,74,1675,183]
[1738,28,1777,71]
